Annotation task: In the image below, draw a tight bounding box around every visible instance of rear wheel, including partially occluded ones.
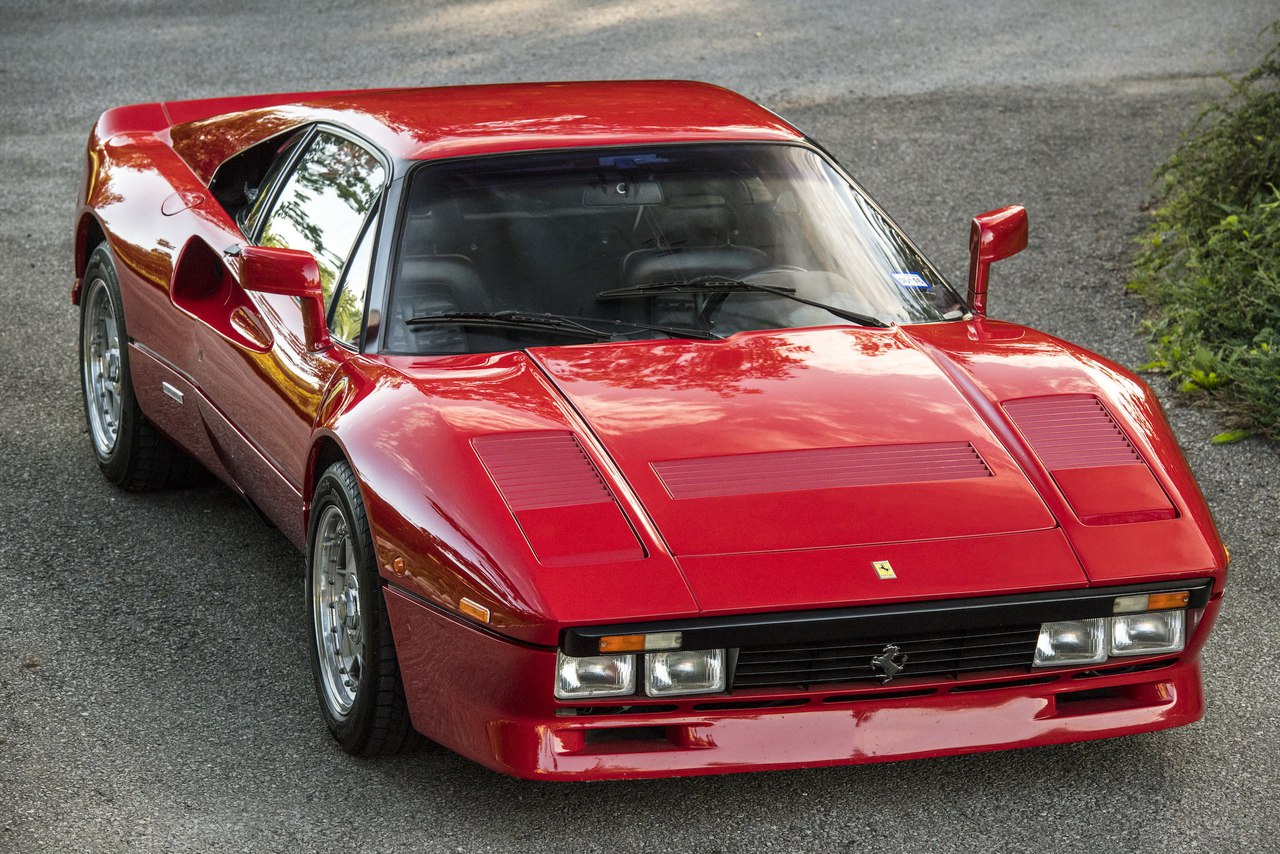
[79,242,199,490]
[308,460,420,755]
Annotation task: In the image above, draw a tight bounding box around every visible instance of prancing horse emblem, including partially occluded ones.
[870,644,908,683]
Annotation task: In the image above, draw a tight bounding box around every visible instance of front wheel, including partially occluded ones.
[307,460,420,755]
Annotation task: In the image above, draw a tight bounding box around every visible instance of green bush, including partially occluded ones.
[1130,24,1280,440]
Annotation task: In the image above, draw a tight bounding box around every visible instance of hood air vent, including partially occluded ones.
[1002,395,1141,469]
[472,432,613,510]
[1003,395,1175,525]
[653,442,991,500]
[472,431,644,565]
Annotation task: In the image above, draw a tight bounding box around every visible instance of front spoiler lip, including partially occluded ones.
[503,656,1206,780]
[384,581,1220,781]
[561,578,1214,655]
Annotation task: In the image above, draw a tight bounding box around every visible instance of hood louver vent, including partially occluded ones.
[472,432,613,510]
[1003,395,1175,525]
[653,442,991,500]
[471,431,644,565]
[1002,396,1141,469]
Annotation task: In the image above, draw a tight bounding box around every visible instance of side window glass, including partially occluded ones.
[329,213,378,345]
[240,132,306,236]
[212,129,305,230]
[258,131,385,314]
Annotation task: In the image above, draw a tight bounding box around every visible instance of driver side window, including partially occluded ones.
[258,130,386,344]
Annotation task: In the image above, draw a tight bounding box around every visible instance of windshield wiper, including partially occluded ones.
[404,310,721,341]
[596,277,891,329]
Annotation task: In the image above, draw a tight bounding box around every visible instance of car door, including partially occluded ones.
[192,127,387,544]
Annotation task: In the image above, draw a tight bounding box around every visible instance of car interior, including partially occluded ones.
[385,145,955,354]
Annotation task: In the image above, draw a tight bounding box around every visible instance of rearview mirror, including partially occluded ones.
[239,245,332,351]
[966,205,1028,316]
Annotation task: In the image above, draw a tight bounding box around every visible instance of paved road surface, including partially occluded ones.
[3,3,1278,852]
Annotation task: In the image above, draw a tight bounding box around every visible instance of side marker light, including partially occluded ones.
[459,598,491,623]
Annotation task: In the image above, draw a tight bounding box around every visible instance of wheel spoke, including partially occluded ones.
[82,277,124,455]
[310,504,365,719]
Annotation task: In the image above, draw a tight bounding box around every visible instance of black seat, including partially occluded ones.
[610,195,766,328]
[621,194,766,286]
[387,257,490,353]
[623,245,768,287]
[389,199,490,352]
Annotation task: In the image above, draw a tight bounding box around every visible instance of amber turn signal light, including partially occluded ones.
[599,634,645,652]
[1147,591,1191,611]
[598,632,682,653]
[1113,591,1190,614]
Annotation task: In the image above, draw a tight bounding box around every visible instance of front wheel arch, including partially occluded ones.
[306,458,421,755]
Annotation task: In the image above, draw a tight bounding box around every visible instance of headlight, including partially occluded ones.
[645,649,726,696]
[1034,618,1107,667]
[1034,609,1187,667]
[555,651,635,699]
[1111,610,1185,656]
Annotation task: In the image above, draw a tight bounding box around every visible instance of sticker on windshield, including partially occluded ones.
[892,272,931,289]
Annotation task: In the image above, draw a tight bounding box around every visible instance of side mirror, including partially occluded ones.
[966,205,1028,316]
[239,245,332,351]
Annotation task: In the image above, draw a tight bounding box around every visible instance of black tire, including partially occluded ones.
[307,460,421,755]
[79,242,202,490]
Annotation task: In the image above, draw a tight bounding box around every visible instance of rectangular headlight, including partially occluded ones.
[1110,610,1185,656]
[645,649,726,696]
[1033,618,1107,667]
[555,651,635,699]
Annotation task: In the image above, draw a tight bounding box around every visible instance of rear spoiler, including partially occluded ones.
[92,87,397,141]
[161,88,386,127]
[91,88,409,187]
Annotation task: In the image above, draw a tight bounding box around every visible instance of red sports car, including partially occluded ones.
[74,81,1227,779]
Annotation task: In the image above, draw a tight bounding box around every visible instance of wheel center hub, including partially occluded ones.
[341,584,359,631]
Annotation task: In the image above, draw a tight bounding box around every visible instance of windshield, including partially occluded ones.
[385,143,964,354]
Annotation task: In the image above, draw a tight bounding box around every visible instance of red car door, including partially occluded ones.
[192,128,387,545]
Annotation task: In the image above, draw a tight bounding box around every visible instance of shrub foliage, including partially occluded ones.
[1130,25,1280,438]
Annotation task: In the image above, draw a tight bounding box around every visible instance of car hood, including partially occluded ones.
[373,321,1225,633]
[529,326,1058,557]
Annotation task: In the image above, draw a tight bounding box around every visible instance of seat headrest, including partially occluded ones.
[653,194,732,247]
[402,198,468,256]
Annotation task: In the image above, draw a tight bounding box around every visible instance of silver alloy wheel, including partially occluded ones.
[82,276,123,456]
[312,504,363,718]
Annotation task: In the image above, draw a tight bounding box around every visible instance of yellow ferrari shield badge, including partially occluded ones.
[872,560,896,580]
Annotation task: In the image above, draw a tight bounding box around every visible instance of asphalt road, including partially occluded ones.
[3,3,1279,852]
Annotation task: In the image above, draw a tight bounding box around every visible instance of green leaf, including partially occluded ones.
[1210,430,1250,445]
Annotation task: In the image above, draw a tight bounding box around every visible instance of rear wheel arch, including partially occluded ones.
[79,242,201,489]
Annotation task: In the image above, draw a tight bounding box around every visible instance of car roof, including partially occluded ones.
[165,81,807,184]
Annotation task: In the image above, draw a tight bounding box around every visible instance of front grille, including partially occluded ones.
[732,625,1041,690]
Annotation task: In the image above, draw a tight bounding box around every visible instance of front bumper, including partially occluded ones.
[383,584,1220,781]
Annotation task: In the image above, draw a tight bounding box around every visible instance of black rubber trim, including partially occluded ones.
[560,579,1214,656]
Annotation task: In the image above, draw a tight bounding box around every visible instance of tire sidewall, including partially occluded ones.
[306,463,383,748]
[80,244,142,479]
